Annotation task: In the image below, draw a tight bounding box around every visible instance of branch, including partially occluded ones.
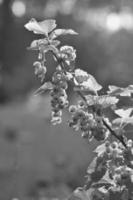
[51,50,127,149]
[102,119,127,148]
[77,91,127,149]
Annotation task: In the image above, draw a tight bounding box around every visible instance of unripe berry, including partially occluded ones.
[106,146,111,154]
[115,175,122,185]
[111,141,118,149]
[127,139,133,148]
[69,105,77,113]
[78,100,85,108]
[105,141,110,147]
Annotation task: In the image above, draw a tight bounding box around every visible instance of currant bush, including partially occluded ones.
[25,18,133,200]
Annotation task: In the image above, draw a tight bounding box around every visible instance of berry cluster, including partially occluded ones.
[25,18,133,200]
[50,67,69,125]
[68,102,109,141]
[69,103,94,138]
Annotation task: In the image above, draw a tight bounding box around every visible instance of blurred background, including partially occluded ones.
[0,0,133,199]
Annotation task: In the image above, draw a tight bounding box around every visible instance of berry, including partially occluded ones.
[105,141,110,147]
[111,141,118,149]
[69,105,77,113]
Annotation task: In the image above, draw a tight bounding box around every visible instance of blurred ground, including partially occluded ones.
[0,95,95,199]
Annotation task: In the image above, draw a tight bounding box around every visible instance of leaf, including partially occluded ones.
[113,108,133,125]
[87,158,97,175]
[28,39,60,51]
[34,82,53,95]
[115,108,133,118]
[113,117,133,125]
[74,69,102,93]
[24,18,56,36]
[87,157,107,183]
[101,170,115,186]
[85,95,119,108]
[68,188,92,200]
[94,143,106,156]
[49,28,78,39]
[108,85,133,97]
[28,39,45,50]
[82,74,102,92]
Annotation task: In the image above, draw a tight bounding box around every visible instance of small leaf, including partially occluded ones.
[94,143,106,156]
[115,108,133,118]
[28,39,47,50]
[68,188,92,200]
[34,82,53,95]
[113,108,133,125]
[28,39,60,51]
[74,69,102,93]
[108,85,133,97]
[113,117,133,125]
[24,18,56,36]
[82,74,102,92]
[49,28,78,39]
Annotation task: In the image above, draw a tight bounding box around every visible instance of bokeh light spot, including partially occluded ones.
[106,13,121,32]
[0,0,3,5]
[11,0,26,18]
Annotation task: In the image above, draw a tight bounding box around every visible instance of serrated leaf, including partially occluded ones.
[24,18,56,36]
[49,28,78,39]
[85,95,119,108]
[34,82,53,95]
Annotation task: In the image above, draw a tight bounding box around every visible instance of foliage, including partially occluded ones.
[25,18,133,200]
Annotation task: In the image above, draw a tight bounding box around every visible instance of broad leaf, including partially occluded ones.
[25,18,56,36]
[49,28,78,39]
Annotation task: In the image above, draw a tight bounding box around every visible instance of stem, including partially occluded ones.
[102,119,127,148]
[51,51,127,149]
